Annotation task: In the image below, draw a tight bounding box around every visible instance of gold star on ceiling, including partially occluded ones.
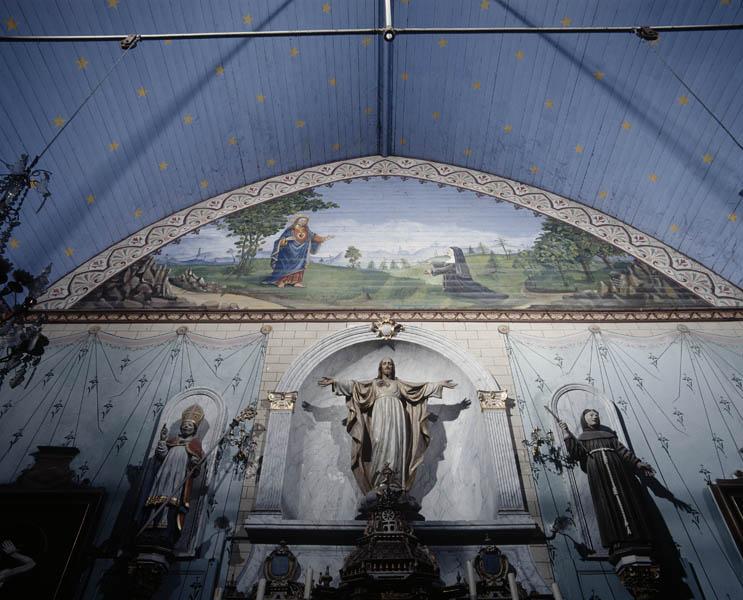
[472,81,481,90]
[9,238,19,249]
[266,159,276,167]
[108,141,120,151]
[598,191,608,199]
[364,107,374,115]
[401,72,408,81]
[227,136,237,146]
[134,208,143,218]
[670,224,679,233]
[678,95,689,105]
[515,50,524,60]
[107,0,119,8]
[399,137,407,145]
[648,173,658,183]
[256,94,266,103]
[594,71,605,80]
[561,17,572,27]
[65,247,75,257]
[76,57,89,70]
[295,119,305,128]
[728,213,737,222]
[332,143,341,151]
[503,124,512,133]
[53,116,65,127]
[703,153,714,164]
[200,179,209,189]
[722,0,732,5]
[545,99,554,109]
[163,39,172,46]
[243,15,253,25]
[463,148,472,157]
[328,78,336,86]
[361,37,372,47]
[481,0,490,9]
[438,38,448,48]
[136,86,147,97]
[290,47,299,57]
[432,111,441,121]
[5,17,18,31]
[159,161,168,171]
[622,120,631,130]
[529,165,539,174]
[322,3,331,13]
[183,114,193,125]
[575,144,584,153]
[86,194,95,204]
[215,65,225,76]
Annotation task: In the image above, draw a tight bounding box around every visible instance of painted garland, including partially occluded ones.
[36,156,743,309]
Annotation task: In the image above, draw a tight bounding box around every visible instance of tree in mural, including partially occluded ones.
[539,220,615,282]
[218,190,339,274]
[345,246,362,268]
[531,231,579,288]
[487,250,498,273]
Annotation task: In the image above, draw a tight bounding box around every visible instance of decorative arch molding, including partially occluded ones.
[36,156,743,309]
[274,323,501,393]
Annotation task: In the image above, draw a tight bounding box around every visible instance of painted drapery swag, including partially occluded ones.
[319,358,456,493]
[145,404,206,536]
[261,215,331,287]
[561,409,655,557]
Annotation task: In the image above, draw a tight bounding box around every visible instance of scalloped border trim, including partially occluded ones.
[37,156,743,309]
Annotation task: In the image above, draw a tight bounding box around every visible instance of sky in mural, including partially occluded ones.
[75,178,709,311]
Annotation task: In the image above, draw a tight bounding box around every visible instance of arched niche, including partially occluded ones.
[548,383,630,557]
[273,325,510,521]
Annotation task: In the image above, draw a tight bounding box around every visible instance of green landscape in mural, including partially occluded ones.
[74,179,708,311]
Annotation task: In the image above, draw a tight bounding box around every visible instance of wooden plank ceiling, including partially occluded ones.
[1,0,742,287]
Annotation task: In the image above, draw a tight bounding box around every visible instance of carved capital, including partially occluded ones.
[478,389,509,411]
[268,391,297,411]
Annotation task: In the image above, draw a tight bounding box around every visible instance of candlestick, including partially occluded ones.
[551,581,564,600]
[256,578,266,600]
[508,572,519,600]
[304,567,313,599]
[466,560,477,600]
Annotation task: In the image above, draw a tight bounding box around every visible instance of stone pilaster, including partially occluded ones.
[478,389,526,512]
[252,391,297,514]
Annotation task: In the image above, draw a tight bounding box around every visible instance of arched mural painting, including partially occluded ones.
[69,176,712,312]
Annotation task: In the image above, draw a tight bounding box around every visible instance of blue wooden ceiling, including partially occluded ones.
[2,1,743,288]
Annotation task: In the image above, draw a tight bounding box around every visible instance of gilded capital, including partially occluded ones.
[268,391,297,411]
[477,389,508,411]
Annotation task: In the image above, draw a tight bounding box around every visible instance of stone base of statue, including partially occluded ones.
[126,552,171,600]
[615,555,662,600]
[337,468,442,599]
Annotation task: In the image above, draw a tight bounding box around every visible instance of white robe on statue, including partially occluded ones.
[333,378,443,492]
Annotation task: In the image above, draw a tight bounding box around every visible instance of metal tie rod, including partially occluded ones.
[1,23,743,44]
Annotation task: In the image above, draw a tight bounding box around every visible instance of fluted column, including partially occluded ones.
[478,390,526,512]
[253,391,297,514]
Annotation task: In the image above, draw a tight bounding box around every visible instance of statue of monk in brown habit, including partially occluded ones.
[318,357,458,493]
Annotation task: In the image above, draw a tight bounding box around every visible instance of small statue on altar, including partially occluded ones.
[560,408,655,558]
[143,404,205,542]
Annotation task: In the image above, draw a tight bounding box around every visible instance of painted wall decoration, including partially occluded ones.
[0,327,267,600]
[506,326,743,599]
[72,179,710,312]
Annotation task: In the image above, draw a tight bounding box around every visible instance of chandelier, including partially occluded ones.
[0,153,52,388]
